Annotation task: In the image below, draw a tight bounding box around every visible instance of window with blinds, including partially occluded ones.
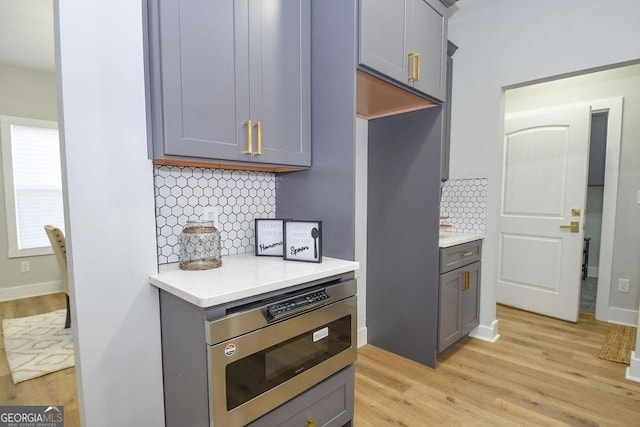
[1,115,65,258]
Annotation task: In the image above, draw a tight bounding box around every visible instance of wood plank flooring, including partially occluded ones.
[0,294,80,427]
[2,296,638,427]
[355,305,640,426]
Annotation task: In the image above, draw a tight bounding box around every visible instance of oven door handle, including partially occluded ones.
[266,300,328,323]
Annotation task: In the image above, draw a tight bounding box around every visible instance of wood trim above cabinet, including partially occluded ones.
[153,158,307,173]
[356,70,438,120]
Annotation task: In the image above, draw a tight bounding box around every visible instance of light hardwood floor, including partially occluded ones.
[355,305,640,426]
[2,296,638,427]
[0,293,80,427]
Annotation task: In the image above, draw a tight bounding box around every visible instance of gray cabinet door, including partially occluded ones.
[359,0,411,84]
[244,0,311,166]
[438,268,463,352]
[461,261,480,336]
[148,0,310,167]
[358,0,447,101]
[409,0,447,100]
[154,0,247,161]
[438,260,480,352]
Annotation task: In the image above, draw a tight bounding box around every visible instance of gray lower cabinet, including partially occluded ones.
[438,240,481,353]
[248,366,354,427]
[145,0,311,167]
[358,0,448,101]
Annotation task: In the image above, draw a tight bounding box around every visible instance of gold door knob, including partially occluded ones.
[307,419,317,427]
[559,221,579,233]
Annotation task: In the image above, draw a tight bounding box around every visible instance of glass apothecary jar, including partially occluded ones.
[179,220,222,270]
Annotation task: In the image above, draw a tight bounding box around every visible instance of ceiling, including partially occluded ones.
[0,0,55,73]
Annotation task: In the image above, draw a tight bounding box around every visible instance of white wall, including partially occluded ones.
[448,0,640,336]
[55,1,164,425]
[0,64,62,299]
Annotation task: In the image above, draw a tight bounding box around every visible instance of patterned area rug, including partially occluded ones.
[598,324,637,365]
[2,309,74,384]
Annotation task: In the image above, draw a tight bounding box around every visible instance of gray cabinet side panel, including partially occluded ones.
[367,107,442,368]
[276,0,357,261]
[160,291,210,427]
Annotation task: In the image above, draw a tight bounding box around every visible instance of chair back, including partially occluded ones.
[45,225,69,295]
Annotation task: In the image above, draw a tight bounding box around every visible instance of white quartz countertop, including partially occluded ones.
[149,253,359,308]
[439,232,485,248]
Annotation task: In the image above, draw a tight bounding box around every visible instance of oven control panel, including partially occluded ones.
[265,290,330,322]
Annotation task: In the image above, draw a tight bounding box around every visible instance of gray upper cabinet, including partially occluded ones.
[146,0,311,167]
[359,0,448,102]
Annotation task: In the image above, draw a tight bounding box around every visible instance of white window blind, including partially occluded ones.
[1,116,65,257]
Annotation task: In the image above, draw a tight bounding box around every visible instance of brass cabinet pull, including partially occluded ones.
[243,120,253,154]
[408,51,417,81]
[255,121,262,155]
[559,221,579,233]
[415,52,421,81]
[460,251,473,257]
[462,271,470,291]
[307,419,317,427]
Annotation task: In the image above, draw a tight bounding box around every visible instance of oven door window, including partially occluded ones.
[225,314,351,411]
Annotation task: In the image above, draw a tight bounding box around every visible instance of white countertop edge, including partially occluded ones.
[149,253,359,308]
[439,232,485,248]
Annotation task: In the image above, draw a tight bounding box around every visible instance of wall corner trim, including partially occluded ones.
[469,319,500,343]
[625,351,640,383]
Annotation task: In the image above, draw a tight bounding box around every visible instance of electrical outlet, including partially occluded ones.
[203,206,219,229]
[618,278,630,293]
[21,261,30,273]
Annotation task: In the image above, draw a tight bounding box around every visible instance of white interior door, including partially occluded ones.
[498,104,591,322]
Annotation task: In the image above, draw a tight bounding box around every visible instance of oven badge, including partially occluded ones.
[224,343,237,357]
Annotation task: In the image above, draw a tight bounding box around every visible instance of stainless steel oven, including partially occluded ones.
[205,278,357,426]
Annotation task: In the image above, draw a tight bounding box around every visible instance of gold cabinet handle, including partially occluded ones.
[307,419,317,427]
[462,271,470,292]
[255,121,262,155]
[559,221,579,233]
[408,51,417,81]
[415,52,421,81]
[460,251,473,257]
[243,120,253,154]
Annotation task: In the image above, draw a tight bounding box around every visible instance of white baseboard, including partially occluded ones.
[469,319,500,343]
[0,280,64,302]
[357,326,368,348]
[626,351,640,383]
[601,306,639,327]
[587,266,598,277]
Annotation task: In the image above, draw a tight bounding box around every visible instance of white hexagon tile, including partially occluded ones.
[440,178,488,234]
[154,166,276,264]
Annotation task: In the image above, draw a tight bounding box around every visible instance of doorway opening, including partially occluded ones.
[580,111,608,315]
[500,65,627,323]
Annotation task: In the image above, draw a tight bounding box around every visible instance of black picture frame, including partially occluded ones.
[283,220,322,263]
[254,219,285,257]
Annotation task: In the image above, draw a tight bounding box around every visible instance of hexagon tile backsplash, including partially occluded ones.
[154,166,276,265]
[440,178,488,234]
